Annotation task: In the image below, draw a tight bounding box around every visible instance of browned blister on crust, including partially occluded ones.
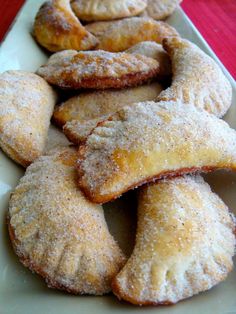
[157,37,232,117]
[77,101,236,203]
[112,175,235,305]
[141,0,182,20]
[37,50,160,90]
[8,146,126,295]
[85,17,179,52]
[0,70,56,167]
[33,0,98,52]
[71,0,147,22]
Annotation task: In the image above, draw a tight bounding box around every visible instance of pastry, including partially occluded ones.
[112,176,235,305]
[77,101,236,203]
[142,0,182,20]
[85,17,179,52]
[8,147,126,295]
[53,82,162,127]
[126,41,171,76]
[0,70,56,167]
[44,125,71,153]
[157,37,232,117]
[37,50,160,90]
[33,0,98,52]
[71,0,147,22]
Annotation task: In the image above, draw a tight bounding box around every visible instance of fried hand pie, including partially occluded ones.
[8,147,125,294]
[77,101,236,203]
[33,0,98,52]
[0,70,56,167]
[71,0,147,22]
[85,17,179,52]
[157,37,232,117]
[112,176,235,305]
[37,50,160,90]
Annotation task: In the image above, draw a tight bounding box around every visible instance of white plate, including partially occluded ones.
[0,1,235,314]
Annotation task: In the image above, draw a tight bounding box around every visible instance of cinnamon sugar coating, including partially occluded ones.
[126,41,171,77]
[37,50,160,90]
[112,176,235,305]
[71,0,147,22]
[157,37,232,117]
[141,0,182,20]
[77,101,236,203]
[33,0,98,52]
[8,147,126,295]
[85,17,179,52]
[0,70,56,167]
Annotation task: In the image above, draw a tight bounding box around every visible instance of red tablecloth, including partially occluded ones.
[0,0,236,79]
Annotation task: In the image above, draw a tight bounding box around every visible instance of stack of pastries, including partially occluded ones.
[1,0,235,306]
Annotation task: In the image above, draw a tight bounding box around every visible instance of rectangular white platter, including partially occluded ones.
[0,1,236,314]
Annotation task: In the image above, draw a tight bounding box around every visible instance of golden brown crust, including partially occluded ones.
[8,147,126,295]
[85,17,179,52]
[112,176,235,304]
[77,101,236,204]
[0,70,56,167]
[71,0,147,22]
[157,37,232,117]
[33,0,98,52]
[37,50,160,90]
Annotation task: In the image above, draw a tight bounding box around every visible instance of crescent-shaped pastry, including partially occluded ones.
[126,41,171,77]
[8,147,126,295]
[0,70,56,167]
[77,101,236,203]
[157,37,232,117]
[142,0,182,20]
[71,0,147,22]
[33,0,98,52]
[112,175,235,305]
[85,17,179,52]
[37,50,160,90]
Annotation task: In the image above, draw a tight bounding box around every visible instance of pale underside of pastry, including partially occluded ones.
[0,70,56,167]
[37,50,160,90]
[44,125,71,153]
[77,101,236,203]
[157,37,232,117]
[85,17,179,52]
[141,0,182,20]
[112,175,235,305]
[126,41,172,77]
[33,0,98,52]
[8,147,126,295]
[71,0,147,22]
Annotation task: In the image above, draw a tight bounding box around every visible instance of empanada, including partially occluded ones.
[8,147,125,295]
[112,176,235,305]
[53,82,162,127]
[142,0,182,20]
[77,101,236,203]
[0,70,56,167]
[126,41,171,77]
[71,0,147,22]
[157,37,232,117]
[37,50,160,90]
[33,0,98,52]
[85,17,179,52]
